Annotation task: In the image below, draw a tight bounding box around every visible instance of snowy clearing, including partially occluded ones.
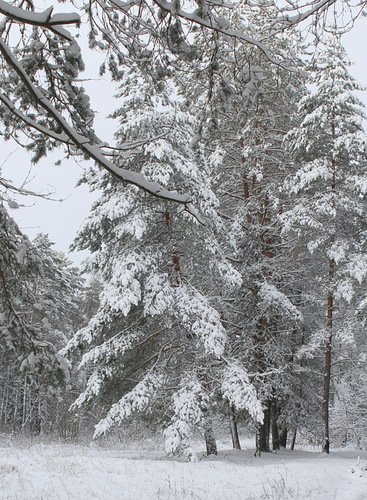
[1,440,367,499]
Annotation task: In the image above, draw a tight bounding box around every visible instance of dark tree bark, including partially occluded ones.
[322,259,334,454]
[279,428,288,448]
[271,400,280,451]
[204,419,218,456]
[290,428,297,451]
[229,404,241,450]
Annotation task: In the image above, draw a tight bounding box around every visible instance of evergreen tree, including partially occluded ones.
[0,207,73,433]
[281,36,367,453]
[202,5,307,452]
[65,60,262,453]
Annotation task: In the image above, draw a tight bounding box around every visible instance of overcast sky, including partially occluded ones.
[2,19,367,266]
[1,44,116,266]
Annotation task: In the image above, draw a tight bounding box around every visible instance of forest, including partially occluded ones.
[1,0,367,496]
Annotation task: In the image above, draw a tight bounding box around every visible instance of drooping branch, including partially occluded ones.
[152,0,286,68]
[0,92,72,145]
[0,36,192,205]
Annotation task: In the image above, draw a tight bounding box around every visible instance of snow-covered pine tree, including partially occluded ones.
[199,4,307,452]
[64,58,262,453]
[281,35,367,453]
[0,205,76,433]
[31,234,84,345]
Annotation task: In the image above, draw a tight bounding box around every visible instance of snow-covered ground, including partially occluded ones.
[1,437,367,499]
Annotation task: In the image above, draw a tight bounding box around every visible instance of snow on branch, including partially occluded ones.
[276,0,336,28]
[0,92,71,145]
[152,0,286,68]
[164,378,208,454]
[258,282,303,321]
[221,361,263,423]
[93,371,163,438]
[0,37,192,205]
[0,0,80,28]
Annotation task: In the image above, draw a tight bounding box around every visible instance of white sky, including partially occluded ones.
[1,44,117,265]
[1,19,367,266]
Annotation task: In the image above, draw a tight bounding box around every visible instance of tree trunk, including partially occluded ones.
[322,325,332,454]
[204,419,217,456]
[279,428,288,448]
[22,377,27,432]
[271,400,280,451]
[322,259,334,454]
[229,404,241,450]
[290,428,297,450]
[258,400,271,452]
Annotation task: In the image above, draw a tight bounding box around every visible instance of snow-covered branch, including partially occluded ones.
[0,37,192,205]
[0,0,80,28]
[152,0,285,67]
[0,92,72,145]
[276,0,336,27]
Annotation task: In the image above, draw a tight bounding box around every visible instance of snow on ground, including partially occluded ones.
[1,437,367,499]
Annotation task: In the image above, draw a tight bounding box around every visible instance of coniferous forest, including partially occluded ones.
[2,0,367,497]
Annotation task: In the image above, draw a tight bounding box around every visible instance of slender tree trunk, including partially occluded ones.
[229,404,241,450]
[271,400,280,451]
[322,259,334,454]
[35,397,42,435]
[279,428,288,448]
[322,127,337,455]
[22,377,27,432]
[204,418,217,456]
[13,389,18,433]
[290,428,297,450]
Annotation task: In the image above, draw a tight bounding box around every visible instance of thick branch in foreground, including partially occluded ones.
[0,0,80,27]
[0,37,192,205]
[0,92,71,145]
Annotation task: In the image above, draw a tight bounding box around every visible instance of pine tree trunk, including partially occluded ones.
[279,428,288,448]
[229,404,241,450]
[322,321,332,453]
[258,400,271,452]
[322,260,334,454]
[22,377,27,432]
[271,400,280,451]
[204,419,217,456]
[290,428,297,450]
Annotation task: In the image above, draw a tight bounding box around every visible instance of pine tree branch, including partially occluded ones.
[276,0,336,28]
[0,92,72,145]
